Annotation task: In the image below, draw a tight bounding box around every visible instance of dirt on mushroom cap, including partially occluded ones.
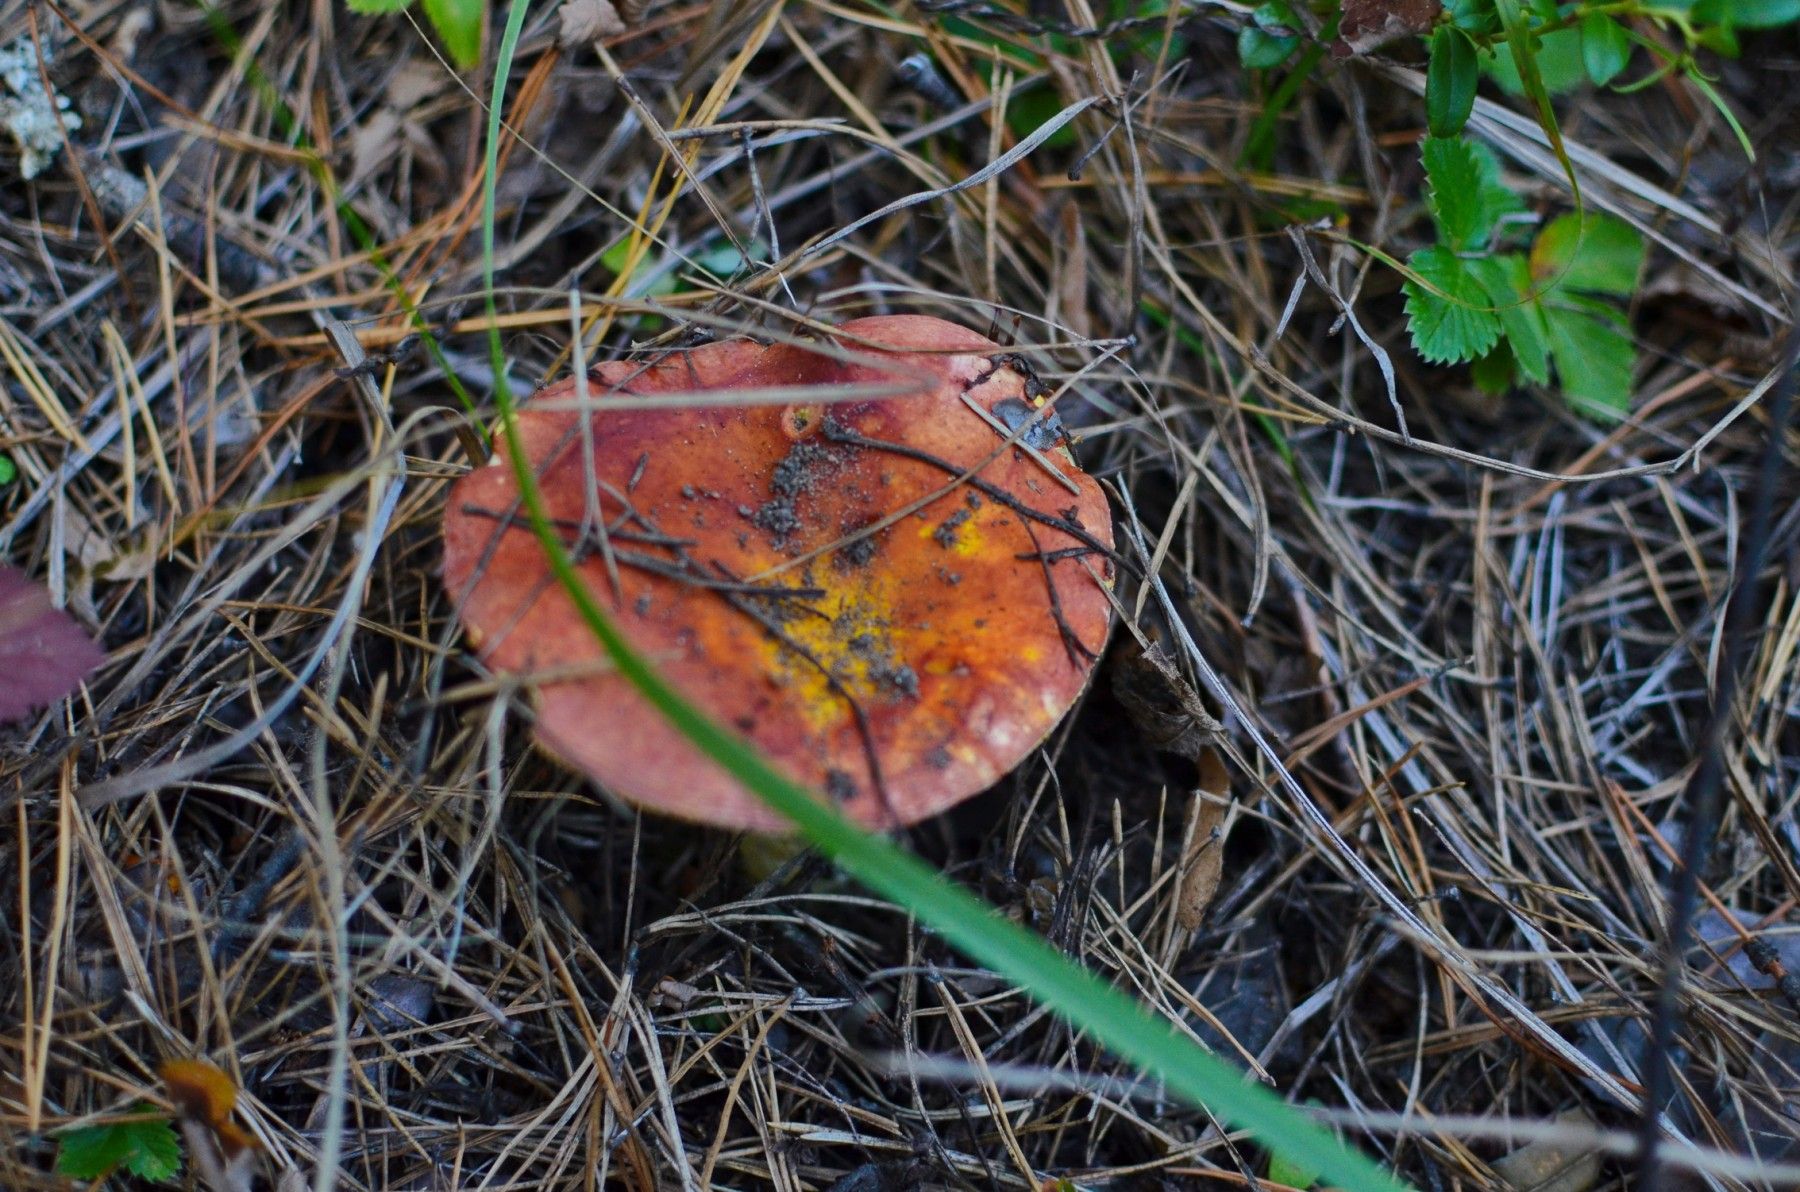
[442,315,1115,832]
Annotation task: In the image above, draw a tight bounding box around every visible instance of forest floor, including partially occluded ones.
[2,0,1798,1188]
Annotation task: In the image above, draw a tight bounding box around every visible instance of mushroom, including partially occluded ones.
[443,315,1115,832]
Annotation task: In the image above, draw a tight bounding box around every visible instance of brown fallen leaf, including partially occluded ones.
[0,564,104,725]
[559,0,626,45]
[1337,0,1440,55]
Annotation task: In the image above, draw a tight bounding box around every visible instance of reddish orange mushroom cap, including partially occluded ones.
[442,315,1115,832]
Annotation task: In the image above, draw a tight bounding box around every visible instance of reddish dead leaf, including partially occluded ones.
[443,315,1116,832]
[1337,0,1440,55]
[0,564,104,725]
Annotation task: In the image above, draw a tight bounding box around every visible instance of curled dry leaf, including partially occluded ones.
[1110,641,1232,930]
[0,563,104,725]
[443,315,1116,832]
[160,1059,259,1192]
[1178,747,1230,933]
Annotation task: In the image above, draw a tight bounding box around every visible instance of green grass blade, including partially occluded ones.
[478,5,1409,1187]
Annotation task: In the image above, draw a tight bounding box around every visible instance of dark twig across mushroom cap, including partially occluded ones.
[443,315,1115,831]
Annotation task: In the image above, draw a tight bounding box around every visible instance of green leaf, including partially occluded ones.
[1579,12,1631,86]
[1685,67,1755,161]
[344,0,413,11]
[57,1113,183,1182]
[1467,253,1551,384]
[0,455,15,486]
[1426,26,1478,137]
[598,237,678,300]
[693,238,768,276]
[1543,297,1636,417]
[1109,0,1191,60]
[423,0,484,66]
[1404,246,1503,364]
[1239,27,1298,68]
[1470,343,1520,394]
[1420,136,1521,251]
[1004,86,1080,149]
[1238,2,1300,68]
[1445,0,1500,34]
[1732,0,1800,27]
[1698,29,1738,57]
[1487,0,1586,96]
[1530,213,1644,295]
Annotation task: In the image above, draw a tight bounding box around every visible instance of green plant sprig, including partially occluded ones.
[1399,135,1645,417]
[54,1109,183,1184]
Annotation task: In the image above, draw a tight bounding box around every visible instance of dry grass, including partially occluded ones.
[2,0,1797,1187]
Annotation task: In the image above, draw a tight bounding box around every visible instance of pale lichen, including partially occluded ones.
[1,39,82,181]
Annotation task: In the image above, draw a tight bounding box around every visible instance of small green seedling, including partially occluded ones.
[1402,135,1644,418]
[55,1109,183,1185]
[1439,0,1797,151]
[344,0,485,68]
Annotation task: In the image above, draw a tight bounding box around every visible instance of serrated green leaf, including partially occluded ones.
[123,1122,182,1181]
[344,0,414,12]
[1579,12,1631,86]
[1426,26,1478,137]
[57,1114,183,1183]
[423,0,484,66]
[1421,136,1480,249]
[1421,136,1521,251]
[1530,213,1644,295]
[1404,246,1503,364]
[57,1124,130,1179]
[1467,253,1551,384]
[1543,297,1636,417]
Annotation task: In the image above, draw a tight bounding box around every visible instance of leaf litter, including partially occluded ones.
[2,1,1797,1188]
